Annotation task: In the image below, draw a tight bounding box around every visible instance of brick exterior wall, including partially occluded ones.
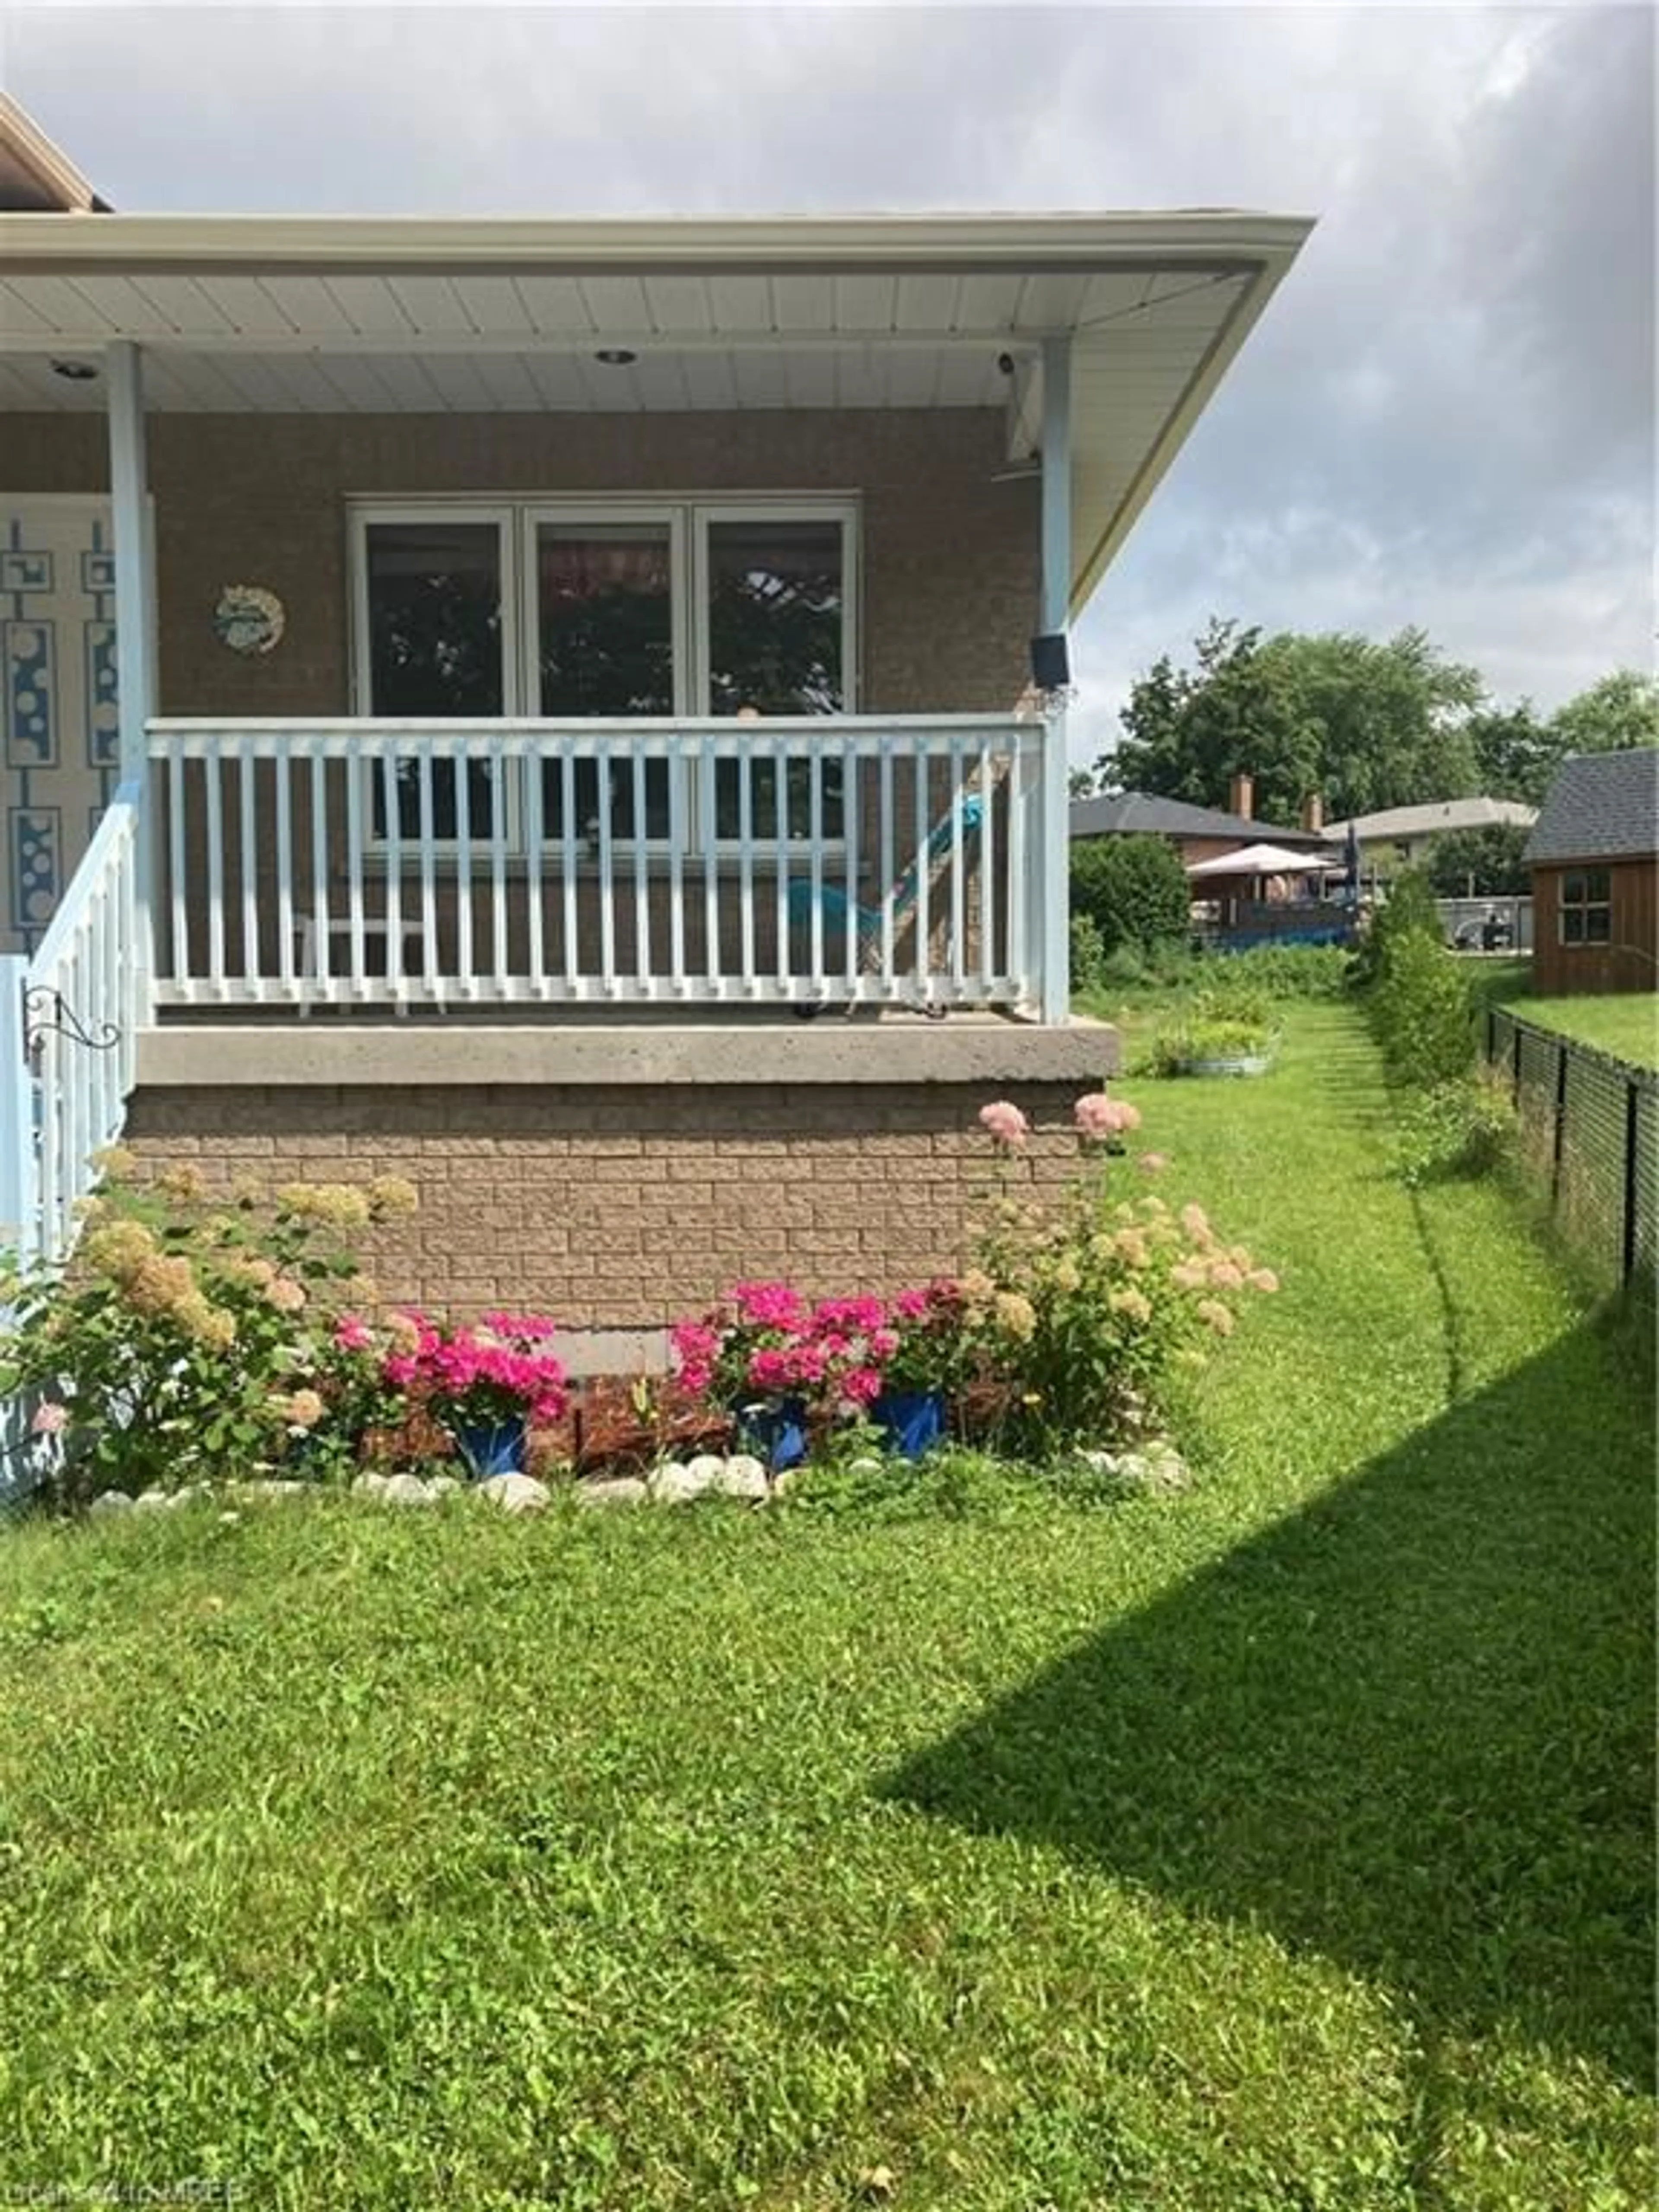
[2,410,1039,715]
[124,1079,1087,1326]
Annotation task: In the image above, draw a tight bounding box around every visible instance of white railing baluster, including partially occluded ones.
[382,751,404,1007]
[632,751,651,991]
[594,739,613,996]
[738,742,756,993]
[807,734,824,995]
[454,736,474,999]
[417,738,440,1004]
[309,752,330,1009]
[912,749,930,1008]
[275,734,295,996]
[557,744,577,991]
[167,747,189,998]
[668,735,686,997]
[773,753,790,1004]
[700,733,720,998]
[346,756,366,998]
[492,735,510,993]
[950,737,967,991]
[205,745,226,996]
[979,735,997,998]
[525,733,547,998]
[238,746,260,998]
[879,742,896,990]
[842,733,858,996]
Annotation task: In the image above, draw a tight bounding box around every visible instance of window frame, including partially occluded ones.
[1558,865,1613,948]
[347,494,860,855]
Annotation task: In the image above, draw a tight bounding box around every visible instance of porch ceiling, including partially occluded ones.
[0,208,1312,607]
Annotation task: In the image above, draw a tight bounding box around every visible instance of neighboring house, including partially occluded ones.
[1325,795,1537,872]
[0,96,1312,1322]
[1070,775,1330,871]
[1525,750,1658,996]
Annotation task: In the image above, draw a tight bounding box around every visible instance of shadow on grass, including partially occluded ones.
[886,1313,1655,2084]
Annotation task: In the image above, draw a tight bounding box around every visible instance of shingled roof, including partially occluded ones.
[1070,790,1320,845]
[1525,750,1659,866]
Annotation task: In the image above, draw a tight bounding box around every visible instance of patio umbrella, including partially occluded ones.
[1185,842,1341,877]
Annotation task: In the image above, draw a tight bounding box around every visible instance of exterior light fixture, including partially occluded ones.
[50,358,99,381]
[594,348,637,366]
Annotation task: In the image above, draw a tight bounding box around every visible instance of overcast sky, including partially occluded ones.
[4,1,1653,769]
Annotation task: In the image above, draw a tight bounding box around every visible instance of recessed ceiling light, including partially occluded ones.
[594,348,637,367]
[50,358,99,382]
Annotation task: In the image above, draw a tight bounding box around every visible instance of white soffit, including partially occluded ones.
[0,210,1314,611]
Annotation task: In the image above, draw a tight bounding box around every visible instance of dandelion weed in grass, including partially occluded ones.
[886,1315,1655,2093]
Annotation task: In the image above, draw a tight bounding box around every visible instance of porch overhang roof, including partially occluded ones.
[0,207,1313,613]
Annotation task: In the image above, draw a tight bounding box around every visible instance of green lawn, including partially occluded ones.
[0,1003,1652,2210]
[1501,987,1659,1070]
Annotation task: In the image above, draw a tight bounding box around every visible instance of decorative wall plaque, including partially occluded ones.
[213,584,286,656]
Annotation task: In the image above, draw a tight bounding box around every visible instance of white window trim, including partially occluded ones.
[347,494,859,855]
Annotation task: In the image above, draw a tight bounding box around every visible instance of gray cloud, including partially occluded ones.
[7,2,1653,766]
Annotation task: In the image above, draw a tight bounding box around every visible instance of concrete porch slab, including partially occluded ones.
[136,1014,1118,1088]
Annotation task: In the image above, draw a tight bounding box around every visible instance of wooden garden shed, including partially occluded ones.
[1525,749,1658,996]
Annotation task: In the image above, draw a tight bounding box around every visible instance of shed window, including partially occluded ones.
[1559,867,1612,946]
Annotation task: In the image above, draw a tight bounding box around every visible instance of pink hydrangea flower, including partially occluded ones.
[30,1401,68,1436]
[333,1316,374,1354]
[842,1366,884,1408]
[1074,1092,1141,1140]
[978,1100,1030,1148]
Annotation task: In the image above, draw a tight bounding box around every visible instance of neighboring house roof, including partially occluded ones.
[1070,790,1320,844]
[1524,750,1659,866]
[0,95,108,212]
[0,135,1313,619]
[1325,796,1538,842]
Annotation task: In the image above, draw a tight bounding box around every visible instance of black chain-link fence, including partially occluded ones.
[1484,1007,1657,1299]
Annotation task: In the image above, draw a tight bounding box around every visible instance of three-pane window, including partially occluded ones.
[353,500,855,847]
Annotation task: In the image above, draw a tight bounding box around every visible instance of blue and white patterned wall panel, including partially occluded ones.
[0,499,117,955]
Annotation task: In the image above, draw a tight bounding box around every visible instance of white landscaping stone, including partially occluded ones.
[238,1479,310,1500]
[89,1490,133,1519]
[382,1472,436,1507]
[352,1471,390,1498]
[168,1484,210,1509]
[648,1459,715,1504]
[714,1453,769,1501]
[426,1475,461,1498]
[133,1488,172,1513]
[480,1472,551,1515]
[575,1476,648,1509]
[684,1453,727,1488]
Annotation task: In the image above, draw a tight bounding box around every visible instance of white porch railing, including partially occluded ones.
[1,785,145,1269]
[147,716,1056,1014]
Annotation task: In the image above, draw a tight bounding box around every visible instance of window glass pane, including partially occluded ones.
[1562,907,1585,944]
[707,520,844,717]
[366,523,505,717]
[536,524,673,838]
[1587,868,1612,902]
[1586,906,1612,944]
[365,522,504,837]
[535,524,674,716]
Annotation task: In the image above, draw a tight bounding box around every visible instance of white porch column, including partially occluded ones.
[1038,334,1072,1025]
[105,341,156,1008]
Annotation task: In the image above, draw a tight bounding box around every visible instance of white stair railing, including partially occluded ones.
[4,785,145,1270]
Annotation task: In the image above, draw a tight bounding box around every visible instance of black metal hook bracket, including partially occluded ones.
[21,986,121,1070]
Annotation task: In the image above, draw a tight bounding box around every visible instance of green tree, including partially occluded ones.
[1069,834,1192,959]
[1100,620,1483,823]
[1467,702,1554,804]
[1548,670,1659,760]
[1424,822,1532,897]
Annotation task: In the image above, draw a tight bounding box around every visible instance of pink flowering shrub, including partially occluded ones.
[381,1311,569,1433]
[664,1090,1274,1462]
[969,1094,1275,1452]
